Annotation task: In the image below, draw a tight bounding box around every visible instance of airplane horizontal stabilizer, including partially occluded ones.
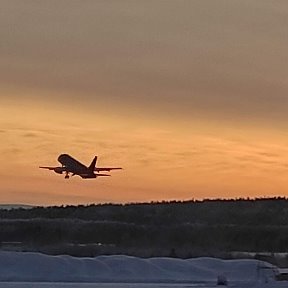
[95,168,122,172]
[95,173,111,177]
[39,166,57,170]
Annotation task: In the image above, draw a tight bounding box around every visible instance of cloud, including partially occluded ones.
[1,1,288,126]
[23,132,38,138]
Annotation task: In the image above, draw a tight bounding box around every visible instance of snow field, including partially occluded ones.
[0,251,284,286]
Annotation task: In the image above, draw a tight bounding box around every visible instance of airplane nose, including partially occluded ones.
[58,154,70,164]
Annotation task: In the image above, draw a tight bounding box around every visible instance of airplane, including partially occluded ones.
[39,154,122,179]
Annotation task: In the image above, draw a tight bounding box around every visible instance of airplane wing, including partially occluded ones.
[39,166,67,174]
[95,168,122,172]
[39,166,58,170]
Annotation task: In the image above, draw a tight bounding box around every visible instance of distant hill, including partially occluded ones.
[0,204,34,210]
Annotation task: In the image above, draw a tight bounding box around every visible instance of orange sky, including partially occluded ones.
[2,96,288,205]
[1,1,288,205]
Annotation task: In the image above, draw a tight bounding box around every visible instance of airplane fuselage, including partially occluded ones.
[58,154,96,178]
[40,153,121,179]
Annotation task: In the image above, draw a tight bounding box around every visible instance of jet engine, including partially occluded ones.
[54,167,64,174]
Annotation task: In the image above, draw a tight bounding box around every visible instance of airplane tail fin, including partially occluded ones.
[88,156,97,172]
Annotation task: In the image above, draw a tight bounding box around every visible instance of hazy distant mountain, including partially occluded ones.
[0,204,34,210]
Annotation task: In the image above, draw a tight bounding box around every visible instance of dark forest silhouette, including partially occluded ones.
[0,198,288,259]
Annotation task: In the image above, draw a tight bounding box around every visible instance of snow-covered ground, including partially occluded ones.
[0,251,286,287]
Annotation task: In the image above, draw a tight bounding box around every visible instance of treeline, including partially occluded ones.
[1,197,288,225]
[0,197,288,257]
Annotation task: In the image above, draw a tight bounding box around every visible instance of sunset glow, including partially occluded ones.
[1,1,288,205]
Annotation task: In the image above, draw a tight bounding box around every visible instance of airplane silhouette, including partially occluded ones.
[39,154,122,179]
